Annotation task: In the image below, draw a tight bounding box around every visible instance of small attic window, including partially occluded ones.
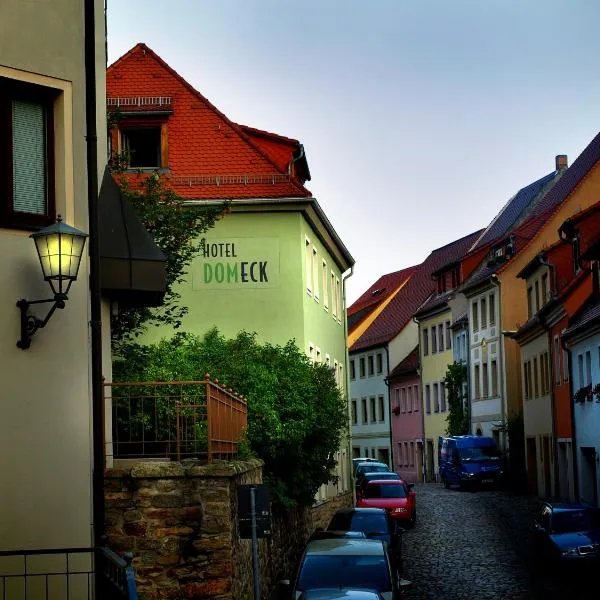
[121,126,161,168]
[371,288,385,297]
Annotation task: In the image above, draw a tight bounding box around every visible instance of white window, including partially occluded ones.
[335,277,342,320]
[315,347,321,364]
[312,247,319,301]
[338,363,344,393]
[305,237,312,295]
[322,259,328,309]
[325,354,331,368]
[308,343,315,363]
[331,271,337,318]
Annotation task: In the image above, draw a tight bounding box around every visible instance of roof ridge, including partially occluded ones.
[107,43,311,198]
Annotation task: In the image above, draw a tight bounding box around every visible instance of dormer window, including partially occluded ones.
[121,126,162,168]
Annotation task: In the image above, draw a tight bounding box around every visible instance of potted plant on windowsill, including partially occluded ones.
[593,383,600,403]
[392,405,401,415]
[574,384,593,404]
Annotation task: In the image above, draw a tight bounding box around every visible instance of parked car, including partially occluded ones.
[326,507,404,581]
[356,480,416,528]
[438,435,503,489]
[356,472,402,499]
[299,590,385,600]
[280,537,398,599]
[352,457,381,475]
[532,501,600,566]
[354,462,390,488]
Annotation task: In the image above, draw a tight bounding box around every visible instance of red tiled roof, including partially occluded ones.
[351,229,484,352]
[388,346,420,379]
[107,43,311,200]
[348,266,418,317]
[498,130,600,273]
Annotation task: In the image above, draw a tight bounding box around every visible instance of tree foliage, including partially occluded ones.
[113,329,349,508]
[444,361,469,436]
[110,172,226,345]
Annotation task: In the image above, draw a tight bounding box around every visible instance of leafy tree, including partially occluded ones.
[444,361,469,435]
[113,329,348,508]
[109,172,226,345]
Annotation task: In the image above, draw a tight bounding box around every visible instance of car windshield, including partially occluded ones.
[364,473,399,481]
[328,513,390,535]
[364,484,406,499]
[551,510,600,533]
[297,555,391,592]
[458,446,500,462]
[358,465,388,473]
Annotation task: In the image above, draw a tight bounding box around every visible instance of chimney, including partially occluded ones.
[556,154,568,171]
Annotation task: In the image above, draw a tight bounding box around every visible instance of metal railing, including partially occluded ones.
[0,547,137,600]
[104,376,248,463]
[106,96,171,108]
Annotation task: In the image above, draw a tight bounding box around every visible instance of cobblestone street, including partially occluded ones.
[401,483,597,600]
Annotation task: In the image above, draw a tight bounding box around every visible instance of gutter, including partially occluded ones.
[85,0,105,544]
[491,274,509,449]
[342,265,354,493]
[183,196,355,271]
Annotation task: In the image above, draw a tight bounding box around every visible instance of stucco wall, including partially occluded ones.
[0,0,106,550]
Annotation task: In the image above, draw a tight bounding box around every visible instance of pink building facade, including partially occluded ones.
[388,347,423,483]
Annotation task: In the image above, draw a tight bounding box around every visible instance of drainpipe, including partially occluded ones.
[84,0,105,544]
[491,274,509,449]
[342,266,354,493]
[413,315,427,482]
[383,345,392,469]
[561,338,579,501]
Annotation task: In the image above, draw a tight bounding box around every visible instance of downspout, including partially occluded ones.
[342,266,354,493]
[384,345,392,469]
[561,337,579,501]
[84,0,105,543]
[491,274,509,449]
[413,315,426,482]
[289,144,305,177]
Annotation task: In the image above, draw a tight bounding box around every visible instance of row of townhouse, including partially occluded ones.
[348,136,600,506]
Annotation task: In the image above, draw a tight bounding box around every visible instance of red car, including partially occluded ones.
[356,479,416,527]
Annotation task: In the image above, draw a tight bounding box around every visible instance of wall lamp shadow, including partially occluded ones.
[17,216,88,350]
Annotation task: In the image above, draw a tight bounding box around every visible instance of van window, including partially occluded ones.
[458,445,499,461]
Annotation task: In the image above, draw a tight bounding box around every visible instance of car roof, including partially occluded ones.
[361,471,400,477]
[305,538,385,556]
[300,590,383,600]
[356,461,388,468]
[334,507,388,515]
[365,479,406,485]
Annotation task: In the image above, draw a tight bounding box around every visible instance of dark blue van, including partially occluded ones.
[438,435,503,489]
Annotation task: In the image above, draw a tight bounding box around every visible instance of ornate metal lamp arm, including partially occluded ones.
[16,295,67,350]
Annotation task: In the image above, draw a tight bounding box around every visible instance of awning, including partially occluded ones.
[99,168,167,307]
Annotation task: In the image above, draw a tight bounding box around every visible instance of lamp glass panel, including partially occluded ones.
[34,231,86,281]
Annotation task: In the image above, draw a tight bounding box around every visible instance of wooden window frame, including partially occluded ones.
[0,77,57,230]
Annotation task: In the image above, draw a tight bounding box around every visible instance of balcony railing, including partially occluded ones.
[0,547,137,600]
[104,376,248,463]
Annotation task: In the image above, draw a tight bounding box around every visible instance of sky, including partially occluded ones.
[106,0,600,305]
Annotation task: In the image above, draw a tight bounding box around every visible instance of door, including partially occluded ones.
[426,440,434,482]
[580,447,598,506]
[526,437,538,495]
[542,436,552,498]
[416,442,423,482]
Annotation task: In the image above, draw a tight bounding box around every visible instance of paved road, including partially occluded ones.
[400,483,596,600]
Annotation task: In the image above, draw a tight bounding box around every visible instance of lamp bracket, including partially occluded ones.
[16,294,67,350]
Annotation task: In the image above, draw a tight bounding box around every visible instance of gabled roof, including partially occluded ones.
[563,298,600,342]
[460,161,574,294]
[414,290,453,320]
[498,131,600,269]
[350,229,483,352]
[470,170,562,251]
[388,346,420,379]
[348,266,418,319]
[107,43,311,200]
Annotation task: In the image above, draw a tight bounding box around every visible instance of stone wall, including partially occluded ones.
[104,460,352,600]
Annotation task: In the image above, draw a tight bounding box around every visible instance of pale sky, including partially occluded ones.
[106,0,600,305]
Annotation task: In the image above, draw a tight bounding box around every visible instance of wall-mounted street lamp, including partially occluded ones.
[17,216,88,349]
